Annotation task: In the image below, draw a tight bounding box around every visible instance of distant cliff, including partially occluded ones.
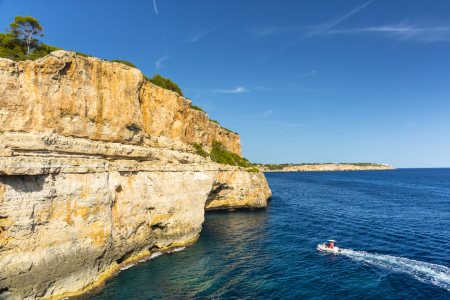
[0,51,271,300]
[258,163,395,172]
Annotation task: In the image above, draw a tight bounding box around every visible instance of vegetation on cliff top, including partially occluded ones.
[0,15,60,61]
[191,105,206,113]
[111,60,137,68]
[143,73,184,97]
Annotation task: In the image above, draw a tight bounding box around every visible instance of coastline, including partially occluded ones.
[46,235,200,300]
[259,164,395,172]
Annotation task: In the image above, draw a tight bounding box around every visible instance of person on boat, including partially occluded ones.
[330,242,334,249]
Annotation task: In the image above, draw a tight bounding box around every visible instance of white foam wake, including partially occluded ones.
[340,249,450,291]
[117,247,186,273]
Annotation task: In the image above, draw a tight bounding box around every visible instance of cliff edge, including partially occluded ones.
[0,51,271,300]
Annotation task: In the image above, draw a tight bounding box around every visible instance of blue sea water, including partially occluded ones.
[81,169,450,300]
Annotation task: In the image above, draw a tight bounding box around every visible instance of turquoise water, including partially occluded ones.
[81,169,450,299]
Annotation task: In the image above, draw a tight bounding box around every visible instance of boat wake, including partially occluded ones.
[340,249,450,291]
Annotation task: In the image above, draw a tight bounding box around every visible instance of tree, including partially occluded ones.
[6,16,45,55]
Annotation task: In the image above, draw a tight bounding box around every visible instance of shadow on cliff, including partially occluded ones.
[0,174,49,193]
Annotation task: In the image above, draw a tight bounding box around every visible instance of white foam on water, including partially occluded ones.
[340,249,450,291]
[116,248,186,274]
[149,252,163,259]
[120,263,136,271]
[171,246,186,253]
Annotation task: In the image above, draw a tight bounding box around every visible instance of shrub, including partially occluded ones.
[222,127,234,134]
[247,167,260,173]
[193,143,209,158]
[210,140,236,166]
[110,59,137,68]
[230,153,252,168]
[191,105,206,113]
[74,51,92,58]
[210,119,219,125]
[147,74,184,96]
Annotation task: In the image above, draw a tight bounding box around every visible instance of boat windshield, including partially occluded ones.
[324,240,337,247]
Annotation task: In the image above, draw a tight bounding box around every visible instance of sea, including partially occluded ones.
[81,168,450,300]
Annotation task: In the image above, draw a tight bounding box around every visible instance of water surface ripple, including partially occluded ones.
[82,169,450,299]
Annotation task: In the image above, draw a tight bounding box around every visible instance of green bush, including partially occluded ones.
[222,127,234,134]
[230,153,252,168]
[247,167,260,173]
[210,140,236,166]
[110,59,137,68]
[191,105,206,113]
[146,74,184,97]
[73,51,92,58]
[210,119,219,125]
[193,143,209,158]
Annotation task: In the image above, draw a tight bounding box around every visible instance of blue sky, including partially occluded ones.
[1,0,449,168]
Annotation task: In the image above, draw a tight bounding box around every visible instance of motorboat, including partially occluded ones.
[317,240,341,253]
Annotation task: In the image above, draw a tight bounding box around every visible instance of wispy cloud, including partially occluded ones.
[261,110,273,117]
[153,0,158,14]
[155,55,168,69]
[187,27,217,43]
[254,85,317,93]
[298,70,319,77]
[255,86,274,91]
[303,1,373,39]
[328,21,450,43]
[249,25,307,37]
[264,1,372,58]
[282,136,305,141]
[216,87,249,93]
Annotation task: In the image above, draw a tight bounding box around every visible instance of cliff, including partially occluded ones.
[0,50,241,155]
[258,164,395,172]
[0,51,271,300]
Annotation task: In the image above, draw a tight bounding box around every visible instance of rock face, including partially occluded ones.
[0,50,241,155]
[0,52,271,300]
[205,171,271,211]
[258,164,395,172]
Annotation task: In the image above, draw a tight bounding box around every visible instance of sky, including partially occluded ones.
[1,0,449,168]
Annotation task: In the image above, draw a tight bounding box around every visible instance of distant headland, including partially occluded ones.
[256,163,395,172]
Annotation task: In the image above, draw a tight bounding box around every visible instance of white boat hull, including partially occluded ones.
[317,244,341,253]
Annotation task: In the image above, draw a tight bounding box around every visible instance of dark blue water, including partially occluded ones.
[82,169,450,299]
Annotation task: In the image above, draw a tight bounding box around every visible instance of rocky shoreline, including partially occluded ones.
[259,164,395,172]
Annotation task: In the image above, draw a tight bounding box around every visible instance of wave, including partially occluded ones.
[116,247,186,274]
[340,249,450,291]
[170,246,186,253]
[120,263,136,271]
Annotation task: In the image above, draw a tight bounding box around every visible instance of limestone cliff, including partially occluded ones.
[0,50,241,155]
[0,51,271,300]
